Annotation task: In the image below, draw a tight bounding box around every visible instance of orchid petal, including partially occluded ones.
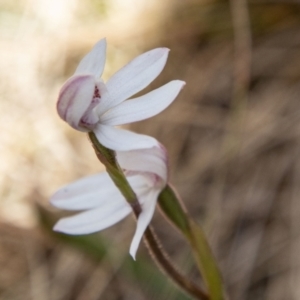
[57,75,95,131]
[51,173,125,211]
[106,48,169,107]
[127,175,150,195]
[117,146,168,183]
[96,81,115,116]
[101,80,185,126]
[129,189,159,259]
[94,124,159,151]
[75,38,106,78]
[53,200,131,235]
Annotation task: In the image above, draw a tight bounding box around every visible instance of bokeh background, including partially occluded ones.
[1,0,300,299]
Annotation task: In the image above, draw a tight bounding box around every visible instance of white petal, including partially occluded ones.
[106,48,169,107]
[101,81,185,126]
[96,81,115,116]
[94,125,159,151]
[53,200,131,235]
[50,173,124,211]
[57,75,95,131]
[129,189,159,259]
[127,175,150,195]
[117,146,168,183]
[75,38,106,78]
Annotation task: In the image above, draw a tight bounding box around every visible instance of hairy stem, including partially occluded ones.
[144,226,209,300]
[158,185,226,300]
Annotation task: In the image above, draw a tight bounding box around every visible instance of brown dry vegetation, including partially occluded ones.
[1,0,300,299]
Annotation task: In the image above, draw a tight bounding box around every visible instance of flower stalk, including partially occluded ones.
[88,132,209,300]
[52,38,225,300]
[144,226,209,300]
[158,185,225,300]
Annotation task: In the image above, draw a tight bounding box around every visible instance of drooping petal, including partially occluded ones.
[101,80,185,126]
[51,173,125,211]
[106,48,169,107]
[129,189,160,259]
[94,124,159,151]
[75,38,107,78]
[53,200,131,235]
[57,75,96,131]
[117,146,168,183]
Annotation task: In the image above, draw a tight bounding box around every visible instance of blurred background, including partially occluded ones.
[1,0,300,299]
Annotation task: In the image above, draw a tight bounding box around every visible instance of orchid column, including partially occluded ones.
[51,39,225,300]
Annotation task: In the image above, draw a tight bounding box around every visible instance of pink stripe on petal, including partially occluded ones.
[57,75,96,131]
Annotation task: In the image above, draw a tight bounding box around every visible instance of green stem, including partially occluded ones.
[88,132,209,300]
[88,132,141,214]
[144,226,209,300]
[158,185,225,300]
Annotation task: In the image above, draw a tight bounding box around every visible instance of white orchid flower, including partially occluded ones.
[50,144,168,259]
[57,38,185,151]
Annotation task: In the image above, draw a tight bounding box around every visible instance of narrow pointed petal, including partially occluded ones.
[106,48,169,107]
[101,81,185,126]
[129,189,159,259]
[57,75,95,131]
[53,200,131,235]
[75,38,107,78]
[94,124,159,151]
[117,146,168,183]
[51,173,124,211]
